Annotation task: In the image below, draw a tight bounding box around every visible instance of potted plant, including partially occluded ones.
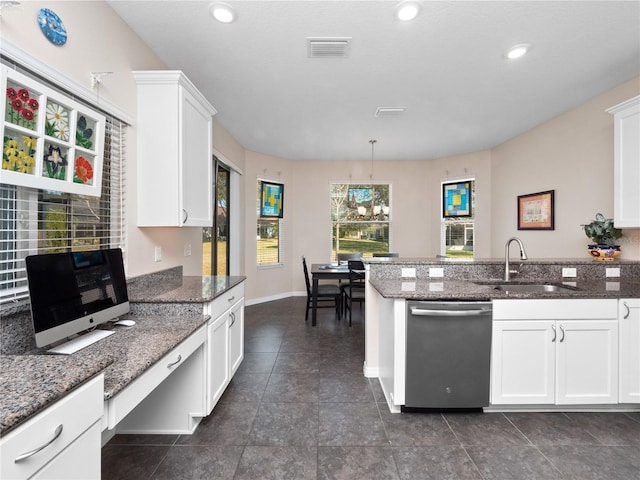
[581,213,623,261]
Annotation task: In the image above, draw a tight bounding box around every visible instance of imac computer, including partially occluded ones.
[25,248,130,354]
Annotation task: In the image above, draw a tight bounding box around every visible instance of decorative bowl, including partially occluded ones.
[587,244,621,261]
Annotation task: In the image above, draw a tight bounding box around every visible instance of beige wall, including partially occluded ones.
[2,1,224,277]
[3,2,638,303]
[491,77,640,261]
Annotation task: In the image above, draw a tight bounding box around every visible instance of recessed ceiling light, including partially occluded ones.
[210,2,236,23]
[505,43,530,60]
[395,1,420,21]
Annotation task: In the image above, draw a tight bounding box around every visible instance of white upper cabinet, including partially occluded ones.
[134,71,217,227]
[607,96,640,228]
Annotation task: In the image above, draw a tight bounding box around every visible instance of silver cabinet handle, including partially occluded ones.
[624,301,630,319]
[228,296,235,303]
[229,311,236,328]
[551,324,556,343]
[167,354,182,368]
[15,424,63,463]
[559,325,565,343]
[182,209,188,224]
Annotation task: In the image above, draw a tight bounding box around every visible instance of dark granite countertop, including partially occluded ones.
[128,275,246,304]
[0,354,113,437]
[369,278,640,300]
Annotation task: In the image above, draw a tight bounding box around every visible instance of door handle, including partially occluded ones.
[623,301,630,319]
[15,424,63,463]
[229,311,236,327]
[167,354,182,368]
[551,324,556,342]
[559,325,565,343]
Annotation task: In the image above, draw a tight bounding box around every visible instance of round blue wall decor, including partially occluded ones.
[37,8,67,46]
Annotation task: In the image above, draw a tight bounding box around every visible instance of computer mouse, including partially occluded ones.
[114,319,136,327]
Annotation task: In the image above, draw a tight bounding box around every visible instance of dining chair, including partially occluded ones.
[337,252,362,263]
[342,259,365,326]
[302,256,341,321]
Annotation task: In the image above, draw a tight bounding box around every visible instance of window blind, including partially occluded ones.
[0,116,126,305]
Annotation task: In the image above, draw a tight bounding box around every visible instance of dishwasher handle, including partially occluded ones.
[410,307,492,317]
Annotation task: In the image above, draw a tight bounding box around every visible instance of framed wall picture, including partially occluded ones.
[442,181,472,218]
[518,190,554,230]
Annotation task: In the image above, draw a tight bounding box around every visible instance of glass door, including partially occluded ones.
[203,158,230,276]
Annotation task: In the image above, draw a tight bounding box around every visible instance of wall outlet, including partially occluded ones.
[429,267,444,278]
[154,246,162,262]
[562,267,577,278]
[606,267,620,278]
[184,243,192,257]
[401,267,416,278]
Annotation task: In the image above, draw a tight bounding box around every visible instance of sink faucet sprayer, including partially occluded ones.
[504,237,528,282]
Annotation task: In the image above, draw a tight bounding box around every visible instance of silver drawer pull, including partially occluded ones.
[15,424,63,463]
[167,354,182,368]
[227,296,235,303]
[229,311,236,327]
[559,325,565,343]
[551,324,556,343]
[624,301,630,319]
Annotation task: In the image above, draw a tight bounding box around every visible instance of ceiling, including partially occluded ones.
[107,1,640,162]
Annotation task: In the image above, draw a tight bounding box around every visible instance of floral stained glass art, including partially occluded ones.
[5,82,39,131]
[1,67,105,196]
[45,100,70,141]
[2,131,36,175]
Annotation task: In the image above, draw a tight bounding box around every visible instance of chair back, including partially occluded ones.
[347,260,365,285]
[302,256,312,297]
[337,252,362,262]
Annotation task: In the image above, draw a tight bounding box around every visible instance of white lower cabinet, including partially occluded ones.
[1,375,103,480]
[619,298,640,403]
[492,299,619,405]
[204,283,245,414]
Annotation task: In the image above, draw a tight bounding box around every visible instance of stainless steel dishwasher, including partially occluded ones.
[404,301,492,411]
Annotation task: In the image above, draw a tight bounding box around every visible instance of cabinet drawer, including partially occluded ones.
[106,325,206,428]
[493,299,618,320]
[1,375,103,480]
[205,283,244,320]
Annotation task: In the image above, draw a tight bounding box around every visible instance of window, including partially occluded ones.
[0,73,126,305]
[256,179,283,266]
[441,179,475,258]
[203,158,230,276]
[331,183,390,260]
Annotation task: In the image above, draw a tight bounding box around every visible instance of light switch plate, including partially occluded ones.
[606,267,620,278]
[401,267,416,278]
[562,267,577,278]
[154,246,162,262]
[429,267,444,278]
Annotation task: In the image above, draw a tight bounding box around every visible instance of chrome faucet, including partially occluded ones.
[504,237,528,282]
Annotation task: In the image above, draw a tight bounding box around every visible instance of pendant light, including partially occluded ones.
[369,139,377,180]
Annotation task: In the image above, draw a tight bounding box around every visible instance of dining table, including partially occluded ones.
[310,263,351,326]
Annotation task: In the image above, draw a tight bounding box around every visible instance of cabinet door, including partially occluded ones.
[491,321,555,405]
[556,320,619,404]
[610,96,640,227]
[620,299,640,403]
[180,87,213,226]
[228,299,244,376]
[206,312,230,414]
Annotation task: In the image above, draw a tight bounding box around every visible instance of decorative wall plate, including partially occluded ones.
[37,8,67,46]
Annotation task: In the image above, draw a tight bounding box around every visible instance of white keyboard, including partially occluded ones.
[48,329,115,355]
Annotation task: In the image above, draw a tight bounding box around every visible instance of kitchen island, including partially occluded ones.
[363,257,640,413]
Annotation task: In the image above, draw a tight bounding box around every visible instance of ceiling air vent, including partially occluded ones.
[307,37,352,58]
[375,107,407,117]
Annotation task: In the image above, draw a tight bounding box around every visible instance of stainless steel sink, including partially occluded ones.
[474,281,579,293]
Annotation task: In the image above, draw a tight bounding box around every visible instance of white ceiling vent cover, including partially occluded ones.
[375,107,407,117]
[307,37,352,58]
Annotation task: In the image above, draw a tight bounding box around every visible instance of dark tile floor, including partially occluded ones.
[103,297,640,479]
